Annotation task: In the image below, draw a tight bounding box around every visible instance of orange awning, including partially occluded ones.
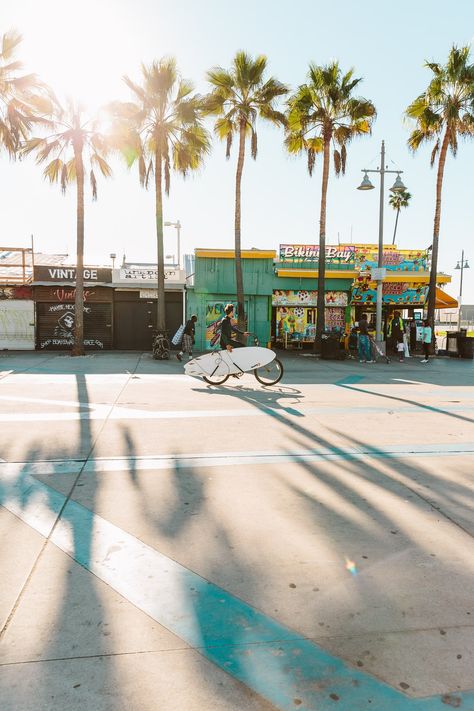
[436,288,458,309]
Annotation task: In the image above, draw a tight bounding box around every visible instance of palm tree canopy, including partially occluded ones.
[285,61,376,175]
[389,190,412,210]
[22,97,112,199]
[203,51,288,158]
[0,29,50,157]
[406,45,474,163]
[110,57,210,193]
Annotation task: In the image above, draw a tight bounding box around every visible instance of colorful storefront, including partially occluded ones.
[188,244,453,352]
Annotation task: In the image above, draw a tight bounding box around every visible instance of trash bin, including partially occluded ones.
[458,336,474,359]
[321,332,343,360]
[447,332,459,357]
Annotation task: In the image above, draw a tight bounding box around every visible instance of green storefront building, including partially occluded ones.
[186,248,355,351]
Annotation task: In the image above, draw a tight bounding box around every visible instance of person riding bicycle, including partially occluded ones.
[219,303,249,351]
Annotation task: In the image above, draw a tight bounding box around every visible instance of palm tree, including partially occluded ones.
[406,45,474,330]
[0,29,49,157]
[389,190,412,245]
[285,62,376,346]
[23,99,112,356]
[110,58,210,345]
[203,52,288,333]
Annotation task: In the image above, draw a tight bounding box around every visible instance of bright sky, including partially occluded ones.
[1,0,473,302]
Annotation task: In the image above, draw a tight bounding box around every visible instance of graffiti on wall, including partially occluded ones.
[38,303,108,349]
[205,301,247,348]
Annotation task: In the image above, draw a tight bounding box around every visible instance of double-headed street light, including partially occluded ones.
[455,251,470,329]
[164,220,182,268]
[357,140,408,344]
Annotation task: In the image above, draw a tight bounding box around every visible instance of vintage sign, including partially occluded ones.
[34,286,113,303]
[34,266,112,283]
[119,266,181,283]
[279,244,355,264]
[272,290,348,307]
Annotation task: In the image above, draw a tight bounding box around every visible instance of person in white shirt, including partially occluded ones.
[420,320,432,363]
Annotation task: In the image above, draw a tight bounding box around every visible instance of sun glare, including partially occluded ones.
[10,0,135,114]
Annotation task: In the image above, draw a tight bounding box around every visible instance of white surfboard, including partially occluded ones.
[184,346,275,378]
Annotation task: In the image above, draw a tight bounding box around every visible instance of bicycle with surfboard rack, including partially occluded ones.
[184,333,284,386]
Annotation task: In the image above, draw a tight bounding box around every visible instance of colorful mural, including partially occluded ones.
[205,301,248,349]
[353,245,427,272]
[272,290,348,307]
[351,279,428,305]
[276,305,345,339]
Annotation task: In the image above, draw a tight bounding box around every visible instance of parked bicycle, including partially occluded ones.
[184,333,284,386]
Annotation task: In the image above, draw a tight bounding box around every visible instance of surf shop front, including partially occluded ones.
[272,244,356,348]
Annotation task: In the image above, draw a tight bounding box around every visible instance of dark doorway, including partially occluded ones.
[113,292,184,350]
[114,300,156,350]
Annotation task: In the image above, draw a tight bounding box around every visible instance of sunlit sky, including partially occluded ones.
[1,0,473,301]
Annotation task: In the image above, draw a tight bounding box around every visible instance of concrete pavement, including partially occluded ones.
[0,351,473,710]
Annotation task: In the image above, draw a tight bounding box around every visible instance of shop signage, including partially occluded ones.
[351,280,428,305]
[34,286,113,303]
[34,266,112,283]
[272,290,348,307]
[354,246,427,273]
[279,244,355,264]
[119,266,181,282]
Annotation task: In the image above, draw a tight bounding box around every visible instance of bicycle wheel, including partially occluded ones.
[203,373,229,385]
[254,358,284,386]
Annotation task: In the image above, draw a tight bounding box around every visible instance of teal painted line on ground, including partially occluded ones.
[1,469,474,710]
[335,375,366,385]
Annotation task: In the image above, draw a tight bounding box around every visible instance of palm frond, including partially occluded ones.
[251,128,257,159]
[430,138,440,166]
[1,30,22,61]
[341,144,347,174]
[43,157,64,184]
[90,169,97,200]
[226,130,232,159]
[91,152,112,178]
[333,149,341,176]
[307,147,315,176]
[138,154,146,187]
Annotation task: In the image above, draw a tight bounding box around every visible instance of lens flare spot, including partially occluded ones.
[345,557,357,576]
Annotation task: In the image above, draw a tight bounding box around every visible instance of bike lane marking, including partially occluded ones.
[0,468,473,711]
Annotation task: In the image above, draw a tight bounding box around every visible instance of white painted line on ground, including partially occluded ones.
[2,443,473,477]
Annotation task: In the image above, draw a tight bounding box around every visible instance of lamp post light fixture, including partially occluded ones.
[357,140,407,344]
[164,220,181,268]
[455,250,470,329]
[109,252,116,269]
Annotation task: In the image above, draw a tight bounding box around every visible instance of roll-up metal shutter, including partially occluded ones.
[37,303,112,350]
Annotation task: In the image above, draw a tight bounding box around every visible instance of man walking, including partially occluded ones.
[177,314,197,361]
[420,319,433,363]
[357,313,374,363]
[388,310,406,362]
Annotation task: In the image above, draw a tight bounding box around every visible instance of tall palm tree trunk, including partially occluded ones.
[315,130,331,350]
[235,120,246,334]
[392,208,400,245]
[155,146,166,334]
[427,128,450,339]
[72,140,85,357]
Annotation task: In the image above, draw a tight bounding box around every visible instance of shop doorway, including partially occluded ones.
[113,292,183,350]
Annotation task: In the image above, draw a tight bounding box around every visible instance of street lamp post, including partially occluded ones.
[455,250,470,329]
[164,220,181,268]
[357,140,407,344]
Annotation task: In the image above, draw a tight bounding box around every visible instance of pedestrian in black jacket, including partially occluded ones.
[177,315,197,361]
